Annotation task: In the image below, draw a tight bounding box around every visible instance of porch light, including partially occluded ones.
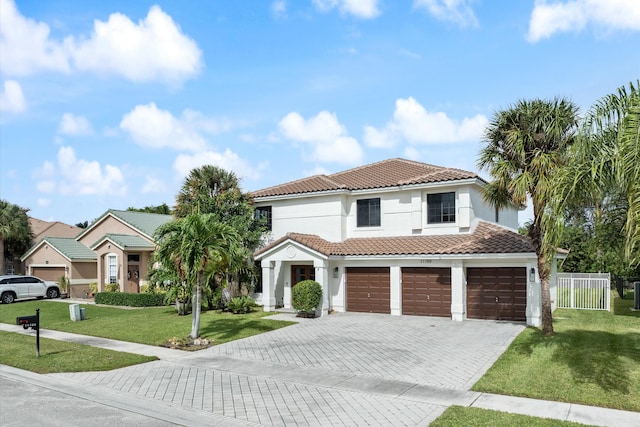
[333,267,339,278]
[529,267,536,282]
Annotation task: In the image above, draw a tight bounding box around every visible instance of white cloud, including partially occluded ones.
[37,198,51,208]
[278,111,364,164]
[304,165,332,177]
[58,113,93,136]
[0,0,202,84]
[363,97,488,147]
[403,146,421,160]
[0,0,71,76]
[527,0,640,42]
[35,146,126,196]
[413,0,479,28]
[0,80,27,112]
[174,149,261,181]
[363,125,399,148]
[71,5,203,83]
[141,176,166,194]
[271,0,287,19]
[120,103,235,152]
[313,0,380,19]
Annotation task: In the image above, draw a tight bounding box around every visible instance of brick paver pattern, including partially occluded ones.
[51,313,523,426]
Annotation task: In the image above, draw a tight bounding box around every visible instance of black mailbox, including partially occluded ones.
[16,315,38,330]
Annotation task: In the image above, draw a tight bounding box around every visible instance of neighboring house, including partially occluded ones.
[252,158,556,326]
[21,210,172,297]
[2,218,81,275]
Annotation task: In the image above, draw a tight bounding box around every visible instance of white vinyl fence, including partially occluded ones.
[557,273,610,310]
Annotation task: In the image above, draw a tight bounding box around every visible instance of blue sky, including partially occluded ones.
[1,0,639,226]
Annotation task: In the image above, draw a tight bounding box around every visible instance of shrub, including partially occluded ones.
[94,292,167,307]
[292,280,322,315]
[226,295,255,314]
[105,283,120,292]
[58,275,69,292]
[89,282,98,295]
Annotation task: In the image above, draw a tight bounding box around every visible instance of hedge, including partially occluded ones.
[94,292,167,307]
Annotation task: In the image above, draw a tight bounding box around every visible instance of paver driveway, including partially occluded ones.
[52,313,524,426]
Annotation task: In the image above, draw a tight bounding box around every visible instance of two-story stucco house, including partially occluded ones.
[252,158,552,326]
[20,210,172,297]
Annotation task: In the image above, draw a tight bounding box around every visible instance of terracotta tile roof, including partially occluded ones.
[254,221,534,258]
[251,158,481,198]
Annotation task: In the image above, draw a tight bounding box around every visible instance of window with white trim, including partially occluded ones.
[108,254,117,284]
[357,198,381,227]
[427,192,456,224]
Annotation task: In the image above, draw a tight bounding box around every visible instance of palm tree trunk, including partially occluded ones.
[538,257,554,335]
[191,272,202,338]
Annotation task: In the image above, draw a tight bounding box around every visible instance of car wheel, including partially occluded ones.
[46,287,60,299]
[1,292,16,304]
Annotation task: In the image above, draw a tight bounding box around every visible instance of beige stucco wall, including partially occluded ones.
[72,262,97,281]
[23,244,70,270]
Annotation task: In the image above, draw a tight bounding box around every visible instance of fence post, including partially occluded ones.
[570,277,575,309]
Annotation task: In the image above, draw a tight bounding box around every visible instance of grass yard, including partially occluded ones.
[0,300,295,347]
[430,406,593,427]
[473,291,640,412]
[0,330,157,373]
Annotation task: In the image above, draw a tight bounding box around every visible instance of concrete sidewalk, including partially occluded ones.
[1,319,638,426]
[0,322,189,360]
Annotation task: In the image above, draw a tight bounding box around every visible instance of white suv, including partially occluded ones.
[0,275,60,304]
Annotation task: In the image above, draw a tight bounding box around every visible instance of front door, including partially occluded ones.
[291,265,315,287]
[127,265,140,293]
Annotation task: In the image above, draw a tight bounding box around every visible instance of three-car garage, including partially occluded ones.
[345,265,527,321]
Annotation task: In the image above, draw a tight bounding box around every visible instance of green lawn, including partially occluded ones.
[431,406,593,427]
[0,300,295,346]
[472,291,640,412]
[0,330,157,373]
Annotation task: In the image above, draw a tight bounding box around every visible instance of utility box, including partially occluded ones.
[69,304,81,321]
[80,307,86,320]
[634,282,640,310]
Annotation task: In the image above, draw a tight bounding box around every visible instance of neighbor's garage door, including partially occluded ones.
[31,266,65,282]
[346,267,390,313]
[402,267,451,317]
[466,267,527,321]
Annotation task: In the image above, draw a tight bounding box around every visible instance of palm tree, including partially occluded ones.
[478,98,579,335]
[175,165,242,217]
[174,165,267,299]
[0,200,33,274]
[153,213,241,338]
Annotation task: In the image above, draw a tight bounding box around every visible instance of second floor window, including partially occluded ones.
[427,192,456,224]
[256,206,272,231]
[357,198,381,227]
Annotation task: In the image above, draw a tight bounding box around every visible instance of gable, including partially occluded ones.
[21,237,96,263]
[76,209,172,246]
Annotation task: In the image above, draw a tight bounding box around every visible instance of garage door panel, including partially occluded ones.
[31,267,66,282]
[346,267,391,314]
[402,267,451,317]
[467,267,526,321]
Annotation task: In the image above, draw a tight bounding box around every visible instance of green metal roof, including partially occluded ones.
[39,237,96,261]
[91,234,155,250]
[108,209,173,237]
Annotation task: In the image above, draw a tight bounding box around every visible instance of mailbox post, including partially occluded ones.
[16,308,40,357]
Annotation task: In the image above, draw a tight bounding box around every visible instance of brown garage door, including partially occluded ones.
[467,267,527,321]
[346,267,390,314]
[31,267,66,282]
[402,267,451,317]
